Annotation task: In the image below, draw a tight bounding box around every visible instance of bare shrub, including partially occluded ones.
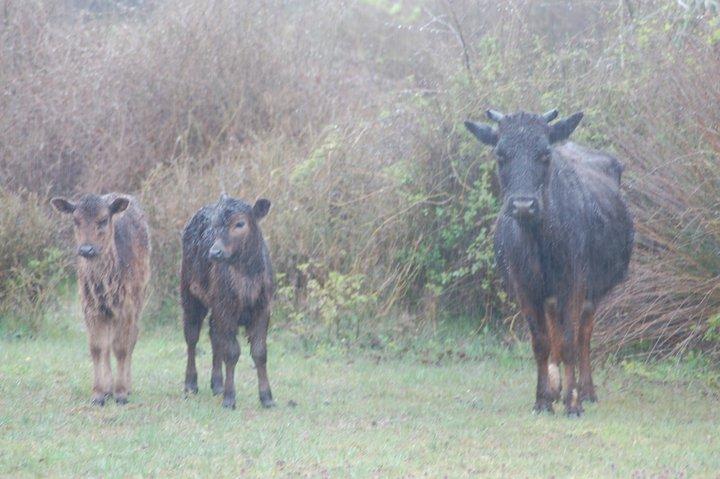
[1,0,719,357]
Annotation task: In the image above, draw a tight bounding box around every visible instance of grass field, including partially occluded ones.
[1,319,719,478]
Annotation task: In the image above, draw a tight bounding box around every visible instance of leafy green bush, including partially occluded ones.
[0,189,69,335]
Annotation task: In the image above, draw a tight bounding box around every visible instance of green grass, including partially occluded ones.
[1,324,719,478]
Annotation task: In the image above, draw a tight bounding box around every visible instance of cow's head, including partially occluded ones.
[51,194,130,260]
[464,109,583,225]
[208,194,270,263]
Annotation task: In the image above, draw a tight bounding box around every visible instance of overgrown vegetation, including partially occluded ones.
[1,0,719,359]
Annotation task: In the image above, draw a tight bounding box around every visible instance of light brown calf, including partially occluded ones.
[52,193,150,405]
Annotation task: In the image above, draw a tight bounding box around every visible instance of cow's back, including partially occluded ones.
[556,142,623,185]
[544,153,633,302]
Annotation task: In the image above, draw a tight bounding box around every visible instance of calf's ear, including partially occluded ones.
[549,111,583,144]
[50,197,75,214]
[109,197,130,215]
[253,198,271,220]
[464,121,498,146]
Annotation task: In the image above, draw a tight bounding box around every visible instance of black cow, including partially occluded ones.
[465,109,633,415]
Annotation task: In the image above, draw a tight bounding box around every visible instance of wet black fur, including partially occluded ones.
[466,110,634,415]
[180,195,275,409]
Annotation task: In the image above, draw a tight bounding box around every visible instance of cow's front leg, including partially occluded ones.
[544,297,563,402]
[527,311,553,414]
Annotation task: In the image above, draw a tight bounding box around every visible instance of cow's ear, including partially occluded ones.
[549,112,583,144]
[253,198,271,220]
[464,121,498,146]
[109,197,130,216]
[50,197,75,214]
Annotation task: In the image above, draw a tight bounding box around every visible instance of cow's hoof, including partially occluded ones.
[565,401,584,417]
[222,396,236,410]
[565,407,583,417]
[532,400,554,414]
[211,377,224,396]
[259,390,275,409]
[115,395,129,405]
[580,390,598,403]
[184,382,199,395]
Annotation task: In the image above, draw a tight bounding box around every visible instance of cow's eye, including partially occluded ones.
[235,221,245,229]
[97,218,108,228]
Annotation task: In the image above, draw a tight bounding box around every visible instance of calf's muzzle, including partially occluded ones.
[77,244,98,258]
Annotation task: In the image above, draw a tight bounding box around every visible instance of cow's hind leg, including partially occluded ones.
[88,319,113,406]
[182,293,208,394]
[247,309,275,408]
[578,300,597,403]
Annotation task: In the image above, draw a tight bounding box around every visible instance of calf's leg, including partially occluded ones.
[221,332,240,410]
[209,314,224,396]
[182,294,207,394]
[88,319,113,406]
[247,309,274,408]
[113,319,138,404]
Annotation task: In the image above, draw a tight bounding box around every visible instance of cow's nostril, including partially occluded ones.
[511,198,538,219]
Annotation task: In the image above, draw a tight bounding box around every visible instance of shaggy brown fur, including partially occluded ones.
[51,193,151,405]
[181,194,275,409]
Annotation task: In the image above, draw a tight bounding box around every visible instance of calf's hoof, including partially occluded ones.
[115,395,129,405]
[259,390,276,409]
[222,396,236,410]
[91,392,111,407]
[184,382,199,395]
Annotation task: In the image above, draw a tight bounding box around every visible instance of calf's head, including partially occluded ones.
[464,109,583,225]
[208,194,271,263]
[51,194,130,260]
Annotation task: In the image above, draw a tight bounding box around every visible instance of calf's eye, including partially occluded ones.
[97,218,108,228]
[235,221,245,229]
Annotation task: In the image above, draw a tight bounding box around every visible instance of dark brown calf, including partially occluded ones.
[180,194,275,409]
[51,193,151,405]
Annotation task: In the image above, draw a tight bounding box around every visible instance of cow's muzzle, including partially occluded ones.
[509,196,539,221]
